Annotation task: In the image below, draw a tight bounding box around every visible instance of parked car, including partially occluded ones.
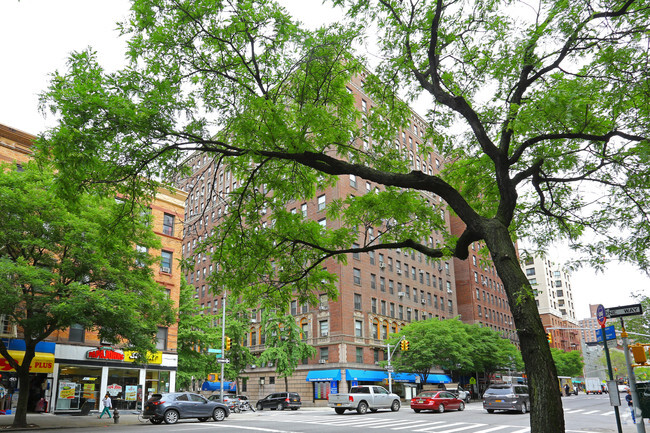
[142,392,229,424]
[410,391,465,413]
[446,385,471,403]
[618,384,630,393]
[328,385,400,414]
[255,392,301,411]
[483,384,530,414]
[207,394,240,412]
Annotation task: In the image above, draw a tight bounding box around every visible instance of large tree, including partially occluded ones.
[0,163,174,427]
[550,349,584,377]
[38,0,650,431]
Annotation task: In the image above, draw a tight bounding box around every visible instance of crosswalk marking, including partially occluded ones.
[471,426,512,433]
[367,419,425,428]
[391,421,445,430]
[509,428,530,433]
[583,410,600,414]
[601,411,615,416]
[434,423,487,432]
[414,422,465,431]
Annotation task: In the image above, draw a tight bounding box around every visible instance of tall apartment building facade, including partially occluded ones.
[0,124,186,414]
[578,304,602,344]
[176,75,459,405]
[520,255,581,352]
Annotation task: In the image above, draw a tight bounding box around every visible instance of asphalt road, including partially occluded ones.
[60,394,642,433]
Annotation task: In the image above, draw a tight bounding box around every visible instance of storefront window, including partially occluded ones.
[145,370,170,400]
[107,368,140,410]
[55,365,102,411]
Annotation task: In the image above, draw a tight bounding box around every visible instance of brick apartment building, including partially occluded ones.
[175,74,459,405]
[0,123,186,414]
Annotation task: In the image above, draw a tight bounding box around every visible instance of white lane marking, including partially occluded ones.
[391,421,445,430]
[471,426,512,433]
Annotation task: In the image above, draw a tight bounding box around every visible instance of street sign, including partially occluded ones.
[216,358,230,364]
[596,304,607,326]
[605,303,643,318]
[595,325,617,342]
[207,348,222,354]
[386,366,394,372]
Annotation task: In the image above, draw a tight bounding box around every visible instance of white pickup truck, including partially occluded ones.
[327,385,401,414]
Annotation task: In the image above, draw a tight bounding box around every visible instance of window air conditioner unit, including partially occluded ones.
[319,305,329,311]
[379,263,386,269]
[318,359,327,364]
[161,266,171,274]
[397,292,405,297]
[374,361,379,365]
[396,270,402,275]
[421,299,426,304]
[321,331,328,337]
[404,251,409,256]
[250,319,257,323]
[447,289,453,294]
[419,270,424,274]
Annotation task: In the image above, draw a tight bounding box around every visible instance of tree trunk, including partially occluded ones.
[284,376,288,392]
[12,357,34,428]
[484,222,565,433]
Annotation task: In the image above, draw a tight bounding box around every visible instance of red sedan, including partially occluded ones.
[410,391,466,413]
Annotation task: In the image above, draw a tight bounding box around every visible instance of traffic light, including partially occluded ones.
[400,340,409,351]
[225,337,232,351]
[546,332,552,344]
[630,344,648,365]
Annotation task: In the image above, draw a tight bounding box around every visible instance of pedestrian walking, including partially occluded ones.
[564,384,570,396]
[625,389,636,424]
[99,393,112,419]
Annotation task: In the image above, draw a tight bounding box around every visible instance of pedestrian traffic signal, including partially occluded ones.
[225,337,232,351]
[400,340,409,351]
[546,332,552,343]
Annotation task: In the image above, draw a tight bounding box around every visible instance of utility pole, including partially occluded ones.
[386,336,405,394]
[620,318,646,433]
[220,292,226,402]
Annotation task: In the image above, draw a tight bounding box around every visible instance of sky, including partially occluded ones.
[1,0,647,319]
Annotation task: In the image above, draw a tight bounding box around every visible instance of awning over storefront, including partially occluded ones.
[393,373,452,384]
[201,381,236,392]
[0,350,55,373]
[305,369,341,382]
[345,369,388,382]
[0,339,56,373]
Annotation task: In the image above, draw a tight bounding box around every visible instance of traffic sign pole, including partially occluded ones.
[620,318,647,433]
[597,304,622,433]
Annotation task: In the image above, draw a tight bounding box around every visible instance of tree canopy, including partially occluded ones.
[550,349,584,377]
[38,0,650,431]
[0,163,175,427]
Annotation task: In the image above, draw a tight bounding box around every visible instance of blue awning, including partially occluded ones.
[390,373,452,384]
[305,369,342,382]
[345,369,388,382]
[201,381,236,392]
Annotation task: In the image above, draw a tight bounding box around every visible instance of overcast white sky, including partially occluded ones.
[1,0,646,318]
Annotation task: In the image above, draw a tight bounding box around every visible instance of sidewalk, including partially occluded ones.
[0,412,146,431]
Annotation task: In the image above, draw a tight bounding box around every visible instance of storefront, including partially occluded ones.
[305,369,341,401]
[0,339,55,415]
[52,344,177,413]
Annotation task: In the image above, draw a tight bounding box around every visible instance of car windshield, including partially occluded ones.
[485,387,513,395]
[416,392,437,398]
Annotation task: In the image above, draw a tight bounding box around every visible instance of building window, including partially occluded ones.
[369,251,375,265]
[398,305,403,320]
[379,277,386,292]
[156,327,168,350]
[356,347,363,363]
[320,347,329,361]
[317,195,326,211]
[390,303,395,318]
[349,175,357,188]
[161,250,173,273]
[318,218,326,227]
[353,268,361,285]
[355,320,363,337]
[352,243,360,260]
[319,320,329,337]
[68,324,85,342]
[163,213,175,236]
[388,280,394,294]
[301,203,308,217]
[290,300,297,315]
[371,298,377,314]
[354,293,362,310]
[370,274,376,290]
[526,268,535,276]
[381,301,386,316]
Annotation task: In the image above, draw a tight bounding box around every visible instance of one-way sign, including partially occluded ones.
[605,304,643,318]
[216,358,230,363]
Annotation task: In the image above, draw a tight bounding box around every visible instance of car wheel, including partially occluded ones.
[276,402,284,411]
[520,402,528,414]
[413,409,421,413]
[465,396,471,403]
[150,417,163,425]
[213,407,226,422]
[487,409,495,414]
[198,417,209,422]
[458,402,465,411]
[391,400,400,412]
[335,408,346,415]
[356,401,368,414]
[437,403,445,413]
[163,409,179,424]
[256,403,263,411]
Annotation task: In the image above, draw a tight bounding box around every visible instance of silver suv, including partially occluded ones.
[483,384,530,414]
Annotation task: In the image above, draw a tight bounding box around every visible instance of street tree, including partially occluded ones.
[38,0,650,431]
[387,319,469,389]
[257,310,317,392]
[0,163,174,427]
[464,325,524,385]
[550,349,584,377]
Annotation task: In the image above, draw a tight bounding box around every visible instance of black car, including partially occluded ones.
[255,392,301,411]
[143,392,230,424]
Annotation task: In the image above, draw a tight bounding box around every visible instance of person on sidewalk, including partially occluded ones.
[625,389,636,424]
[99,393,112,419]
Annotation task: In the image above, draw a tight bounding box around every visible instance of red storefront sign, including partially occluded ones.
[86,349,124,361]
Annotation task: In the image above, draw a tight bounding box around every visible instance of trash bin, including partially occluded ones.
[636,382,650,419]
